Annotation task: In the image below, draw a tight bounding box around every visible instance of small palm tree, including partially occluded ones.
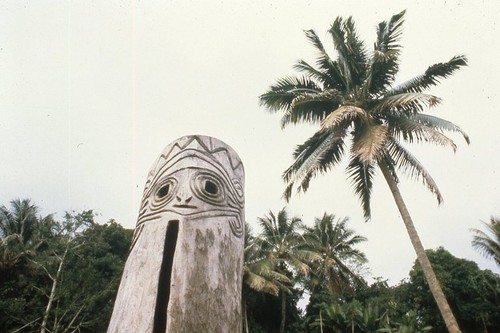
[0,199,39,244]
[242,222,290,333]
[304,213,367,296]
[259,11,468,333]
[471,217,500,266]
[243,224,291,296]
[0,199,49,273]
[255,208,319,333]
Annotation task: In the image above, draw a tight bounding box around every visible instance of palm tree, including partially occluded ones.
[256,208,319,333]
[259,11,468,333]
[471,217,500,266]
[0,199,48,273]
[304,213,367,296]
[0,199,39,243]
[244,223,291,296]
[242,222,291,333]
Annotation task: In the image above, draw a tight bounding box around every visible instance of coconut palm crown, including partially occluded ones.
[304,214,367,295]
[259,10,469,220]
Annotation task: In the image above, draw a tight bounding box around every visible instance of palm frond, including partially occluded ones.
[409,113,470,144]
[244,264,292,296]
[387,113,458,151]
[352,123,389,164]
[283,89,343,127]
[388,55,468,95]
[326,254,367,288]
[283,131,345,201]
[286,255,311,276]
[377,10,405,51]
[365,10,405,94]
[305,213,368,294]
[293,60,330,85]
[320,105,366,130]
[304,29,347,90]
[328,16,368,91]
[373,92,441,114]
[294,59,346,92]
[471,218,500,266]
[471,229,500,264]
[259,75,322,113]
[386,139,443,204]
[346,156,376,220]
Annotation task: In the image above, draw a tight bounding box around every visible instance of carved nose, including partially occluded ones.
[175,192,192,204]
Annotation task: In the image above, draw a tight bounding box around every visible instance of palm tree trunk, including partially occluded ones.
[319,309,324,333]
[379,163,460,333]
[242,293,249,333]
[280,290,286,333]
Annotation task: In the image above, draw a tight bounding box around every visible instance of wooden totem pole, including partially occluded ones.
[108,135,244,333]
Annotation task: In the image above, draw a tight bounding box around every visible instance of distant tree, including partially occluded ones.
[471,217,500,266]
[255,208,319,333]
[355,278,410,328]
[53,218,132,332]
[406,247,500,332]
[0,200,132,333]
[243,222,291,333]
[0,199,52,278]
[244,223,291,297]
[260,11,468,332]
[38,211,93,333]
[303,213,367,296]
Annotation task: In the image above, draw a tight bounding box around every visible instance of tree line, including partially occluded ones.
[0,199,131,332]
[1,199,499,332]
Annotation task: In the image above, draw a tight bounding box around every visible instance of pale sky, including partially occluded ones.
[1,1,499,284]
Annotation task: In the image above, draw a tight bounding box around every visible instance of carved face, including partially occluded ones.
[150,167,228,216]
[133,136,245,239]
[109,135,245,333]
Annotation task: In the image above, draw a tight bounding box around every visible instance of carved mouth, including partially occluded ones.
[154,220,178,333]
[173,204,198,209]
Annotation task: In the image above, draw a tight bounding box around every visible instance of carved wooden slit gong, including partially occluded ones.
[108,135,245,333]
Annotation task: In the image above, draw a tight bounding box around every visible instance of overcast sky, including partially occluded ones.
[2,1,499,284]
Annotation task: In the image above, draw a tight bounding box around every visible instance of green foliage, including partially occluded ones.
[3,199,498,333]
[379,310,432,333]
[0,199,53,281]
[303,213,368,296]
[304,286,432,333]
[407,247,500,332]
[471,217,500,266]
[248,208,313,333]
[244,208,368,333]
[0,200,132,333]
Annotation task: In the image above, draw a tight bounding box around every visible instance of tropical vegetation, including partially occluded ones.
[471,217,500,266]
[1,199,499,332]
[259,10,469,333]
[0,199,132,332]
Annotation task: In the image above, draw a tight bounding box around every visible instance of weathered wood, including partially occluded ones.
[108,135,245,333]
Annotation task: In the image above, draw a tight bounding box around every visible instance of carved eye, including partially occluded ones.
[154,178,176,204]
[192,172,225,205]
[157,183,171,198]
[204,180,219,195]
